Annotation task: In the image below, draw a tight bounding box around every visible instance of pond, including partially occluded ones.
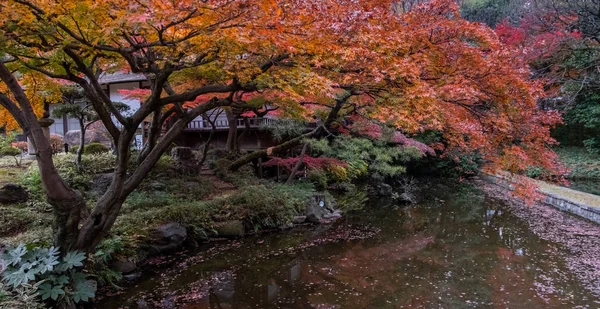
[96,182,600,308]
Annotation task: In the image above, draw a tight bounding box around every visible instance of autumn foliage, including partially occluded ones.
[0,0,569,249]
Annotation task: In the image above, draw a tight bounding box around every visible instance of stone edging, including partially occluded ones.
[481,173,600,224]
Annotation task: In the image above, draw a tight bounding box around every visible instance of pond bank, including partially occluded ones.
[95,181,600,308]
[482,173,600,224]
[476,177,600,299]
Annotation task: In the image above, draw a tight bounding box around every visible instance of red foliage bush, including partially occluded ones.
[49,133,64,153]
[11,141,27,152]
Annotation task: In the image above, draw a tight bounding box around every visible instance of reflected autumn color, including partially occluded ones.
[96,183,600,308]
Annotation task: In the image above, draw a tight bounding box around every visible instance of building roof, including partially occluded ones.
[98,72,146,84]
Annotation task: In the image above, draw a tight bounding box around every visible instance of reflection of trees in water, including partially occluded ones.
[105,182,596,308]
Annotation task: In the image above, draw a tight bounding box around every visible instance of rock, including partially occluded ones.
[278,222,294,230]
[292,216,307,224]
[171,146,199,175]
[64,129,109,146]
[123,272,141,281]
[369,183,393,197]
[302,195,343,224]
[171,146,194,161]
[149,223,187,254]
[0,183,28,204]
[183,182,201,190]
[323,210,343,220]
[398,192,416,204]
[91,173,113,197]
[213,220,245,238]
[305,195,335,223]
[149,181,167,191]
[111,258,137,274]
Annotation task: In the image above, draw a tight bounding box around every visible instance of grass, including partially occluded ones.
[555,147,600,179]
[0,204,51,237]
[535,179,600,208]
[0,153,318,251]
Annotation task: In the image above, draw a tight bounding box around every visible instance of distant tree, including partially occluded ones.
[52,86,129,166]
[491,0,600,151]
[459,0,528,26]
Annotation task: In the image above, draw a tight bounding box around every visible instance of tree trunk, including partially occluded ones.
[199,119,217,166]
[74,126,136,252]
[225,110,239,154]
[228,126,320,172]
[77,120,85,167]
[0,63,86,251]
[286,143,308,184]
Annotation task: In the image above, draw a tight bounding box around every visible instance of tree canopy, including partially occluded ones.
[0,0,566,251]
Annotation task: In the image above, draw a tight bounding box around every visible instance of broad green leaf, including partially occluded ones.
[72,280,96,303]
[38,283,65,301]
[62,251,86,270]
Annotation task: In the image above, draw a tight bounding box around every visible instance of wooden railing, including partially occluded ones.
[184,117,276,131]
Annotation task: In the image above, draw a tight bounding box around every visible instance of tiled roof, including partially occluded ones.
[98,72,146,84]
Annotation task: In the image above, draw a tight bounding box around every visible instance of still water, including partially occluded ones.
[96,182,600,308]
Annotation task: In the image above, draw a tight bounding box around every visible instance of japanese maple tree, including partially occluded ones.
[0,0,378,251]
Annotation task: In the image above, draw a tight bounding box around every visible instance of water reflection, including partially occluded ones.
[97,183,599,308]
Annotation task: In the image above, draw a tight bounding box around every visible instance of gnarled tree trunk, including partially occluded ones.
[0,63,86,251]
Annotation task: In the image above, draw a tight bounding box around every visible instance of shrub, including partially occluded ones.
[49,134,64,154]
[308,169,328,190]
[309,136,423,180]
[583,138,600,155]
[22,153,116,193]
[0,146,22,166]
[525,166,545,179]
[211,183,315,230]
[83,143,109,155]
[122,191,179,213]
[11,142,27,152]
[1,146,21,157]
[1,245,96,307]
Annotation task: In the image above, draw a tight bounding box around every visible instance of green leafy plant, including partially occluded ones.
[0,146,22,166]
[0,280,43,309]
[82,142,110,155]
[1,244,96,307]
[22,153,116,194]
[310,136,423,179]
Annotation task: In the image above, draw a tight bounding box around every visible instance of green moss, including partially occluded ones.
[0,205,51,239]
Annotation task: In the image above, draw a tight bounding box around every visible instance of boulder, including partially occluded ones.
[278,222,294,230]
[182,182,201,190]
[91,173,113,197]
[305,195,339,223]
[111,258,137,274]
[171,146,194,161]
[148,181,167,191]
[64,129,109,146]
[0,184,28,204]
[171,147,199,175]
[213,220,245,238]
[398,192,416,204]
[292,216,307,224]
[149,223,187,254]
[369,183,393,197]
